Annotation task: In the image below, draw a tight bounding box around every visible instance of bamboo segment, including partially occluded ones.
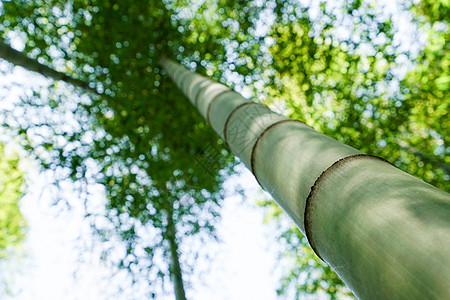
[186,76,210,101]
[196,83,230,119]
[159,57,450,299]
[223,103,289,168]
[306,155,450,299]
[208,92,249,139]
[252,121,361,232]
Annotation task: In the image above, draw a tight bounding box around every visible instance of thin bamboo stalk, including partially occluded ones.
[0,39,99,95]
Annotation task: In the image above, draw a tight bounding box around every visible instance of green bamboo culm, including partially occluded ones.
[159,57,450,300]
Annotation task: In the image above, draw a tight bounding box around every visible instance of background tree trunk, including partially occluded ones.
[166,210,187,300]
[0,39,98,94]
[159,57,450,300]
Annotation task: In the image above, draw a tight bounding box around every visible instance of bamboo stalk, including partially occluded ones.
[159,57,450,300]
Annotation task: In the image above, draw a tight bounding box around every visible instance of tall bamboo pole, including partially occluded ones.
[159,57,450,300]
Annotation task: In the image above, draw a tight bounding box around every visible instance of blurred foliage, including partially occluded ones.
[413,0,450,23]
[0,143,25,258]
[401,0,449,187]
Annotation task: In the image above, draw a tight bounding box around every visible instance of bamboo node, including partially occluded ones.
[304,154,391,262]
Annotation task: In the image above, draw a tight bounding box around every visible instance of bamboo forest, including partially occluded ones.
[0,0,448,299]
